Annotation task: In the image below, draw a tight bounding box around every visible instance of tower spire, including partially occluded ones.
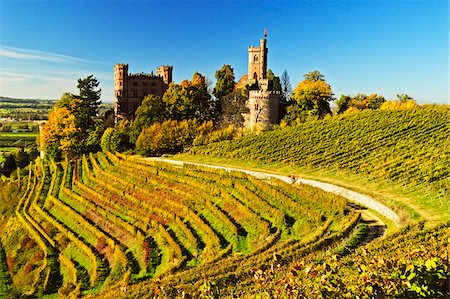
[264,28,267,38]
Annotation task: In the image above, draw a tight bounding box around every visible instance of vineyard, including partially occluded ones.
[0,152,368,298]
[0,106,448,298]
[187,106,450,223]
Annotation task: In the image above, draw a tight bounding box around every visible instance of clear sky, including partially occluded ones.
[0,0,448,104]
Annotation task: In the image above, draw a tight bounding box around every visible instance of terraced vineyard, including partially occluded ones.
[1,152,368,298]
[187,106,450,223]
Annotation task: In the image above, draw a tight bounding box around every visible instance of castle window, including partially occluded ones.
[253,72,258,80]
[254,55,258,62]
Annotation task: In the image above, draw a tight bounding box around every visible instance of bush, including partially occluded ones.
[101,127,131,153]
[136,119,197,156]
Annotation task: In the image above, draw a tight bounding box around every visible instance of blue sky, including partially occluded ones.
[0,0,448,104]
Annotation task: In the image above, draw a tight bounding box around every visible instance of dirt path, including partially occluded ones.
[150,158,402,241]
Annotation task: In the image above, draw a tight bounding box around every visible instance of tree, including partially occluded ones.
[213,65,235,99]
[280,70,292,120]
[0,154,16,177]
[100,126,131,153]
[286,71,334,120]
[188,72,215,121]
[335,93,386,114]
[396,93,414,103]
[304,70,325,82]
[130,94,166,143]
[77,75,101,117]
[336,95,352,114]
[14,149,30,169]
[267,69,281,92]
[136,119,198,156]
[161,72,215,123]
[40,106,80,160]
[220,91,249,127]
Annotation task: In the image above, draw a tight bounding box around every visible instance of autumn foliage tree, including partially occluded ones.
[40,104,80,160]
[336,93,386,114]
[284,70,334,123]
[136,119,198,156]
[40,75,103,160]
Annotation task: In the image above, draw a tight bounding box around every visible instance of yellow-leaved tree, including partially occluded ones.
[284,70,334,123]
[40,105,80,160]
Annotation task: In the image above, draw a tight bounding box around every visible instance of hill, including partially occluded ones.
[183,106,450,224]
[0,106,448,298]
[1,152,369,297]
[0,151,447,298]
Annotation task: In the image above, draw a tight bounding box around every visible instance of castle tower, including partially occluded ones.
[114,64,129,121]
[248,37,268,81]
[156,65,173,85]
[245,32,280,130]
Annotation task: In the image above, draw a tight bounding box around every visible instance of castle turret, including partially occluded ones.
[248,37,268,81]
[114,64,129,122]
[244,32,280,130]
[260,38,267,79]
[156,65,173,85]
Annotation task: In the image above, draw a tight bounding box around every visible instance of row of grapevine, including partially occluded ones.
[87,153,361,298]
[4,151,369,297]
[190,107,450,221]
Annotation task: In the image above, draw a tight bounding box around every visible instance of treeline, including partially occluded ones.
[0,148,39,177]
[39,67,424,160]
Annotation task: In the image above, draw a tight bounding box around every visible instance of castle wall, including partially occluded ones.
[245,90,280,129]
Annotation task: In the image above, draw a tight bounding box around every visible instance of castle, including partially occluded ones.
[113,33,279,128]
[244,34,280,129]
[113,64,172,121]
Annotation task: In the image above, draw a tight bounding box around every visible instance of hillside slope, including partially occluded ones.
[184,106,450,223]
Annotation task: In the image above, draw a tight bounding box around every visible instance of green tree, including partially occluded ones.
[100,127,130,153]
[220,90,249,127]
[14,149,30,169]
[280,70,292,120]
[130,94,166,143]
[396,93,414,103]
[267,69,281,92]
[50,76,103,154]
[187,72,214,121]
[77,75,102,117]
[213,64,235,99]
[162,72,215,123]
[336,95,352,114]
[0,154,16,177]
[304,70,325,82]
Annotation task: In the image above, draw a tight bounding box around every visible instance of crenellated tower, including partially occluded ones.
[156,65,173,85]
[248,38,268,81]
[244,31,280,130]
